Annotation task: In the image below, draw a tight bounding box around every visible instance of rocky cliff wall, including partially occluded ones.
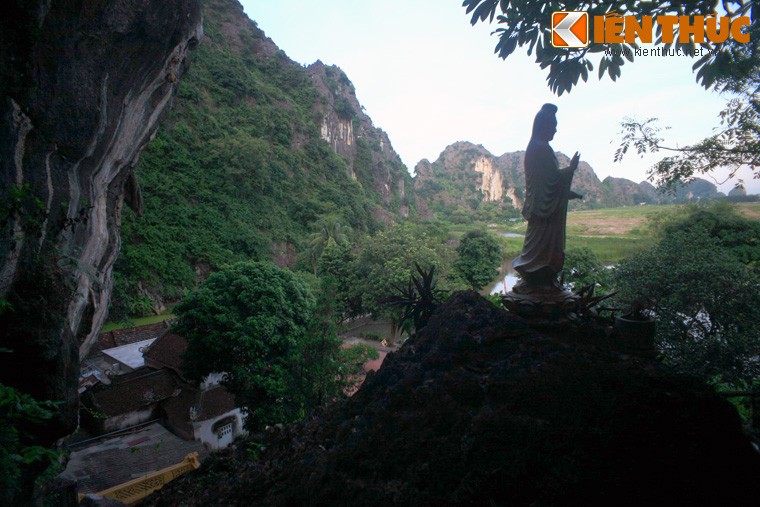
[0,0,201,440]
[414,141,729,215]
[307,61,413,218]
[473,156,504,202]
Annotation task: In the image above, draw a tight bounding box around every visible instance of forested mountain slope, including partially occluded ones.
[113,0,413,315]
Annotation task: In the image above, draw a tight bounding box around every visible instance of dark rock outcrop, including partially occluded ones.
[729,183,748,197]
[603,176,660,205]
[148,292,760,506]
[0,0,201,440]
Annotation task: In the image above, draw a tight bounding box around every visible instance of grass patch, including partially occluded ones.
[499,236,524,256]
[490,205,674,263]
[736,202,760,219]
[567,236,655,264]
[101,313,175,333]
[566,205,679,237]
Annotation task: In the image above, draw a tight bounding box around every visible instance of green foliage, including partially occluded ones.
[711,376,760,422]
[345,223,463,341]
[612,201,760,386]
[0,183,47,239]
[333,96,356,120]
[658,201,760,271]
[309,219,349,275]
[563,247,612,292]
[351,224,448,318]
[567,236,654,264]
[317,239,358,318]
[174,261,315,429]
[455,230,503,290]
[463,0,757,95]
[339,343,379,375]
[0,381,60,506]
[289,276,346,411]
[616,96,759,187]
[384,264,448,335]
[112,7,406,315]
[613,228,760,387]
[174,262,375,428]
[483,293,504,308]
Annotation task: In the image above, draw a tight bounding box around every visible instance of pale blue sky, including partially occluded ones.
[241,1,757,194]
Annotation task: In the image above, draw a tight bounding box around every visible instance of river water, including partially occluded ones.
[487,232,524,295]
[487,257,519,295]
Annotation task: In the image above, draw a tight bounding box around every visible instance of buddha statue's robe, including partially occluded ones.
[512,138,575,278]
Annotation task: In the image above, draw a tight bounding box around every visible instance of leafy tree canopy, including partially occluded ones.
[562,246,612,292]
[289,275,375,412]
[464,0,758,95]
[657,201,760,269]
[174,261,315,429]
[0,380,60,506]
[613,223,760,387]
[454,230,503,290]
[350,224,458,341]
[615,93,759,188]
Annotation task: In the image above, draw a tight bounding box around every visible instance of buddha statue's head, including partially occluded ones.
[532,103,558,142]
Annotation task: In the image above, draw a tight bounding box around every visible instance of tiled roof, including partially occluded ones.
[161,384,197,439]
[89,322,170,357]
[78,374,101,394]
[162,384,239,437]
[83,369,180,417]
[60,423,207,494]
[198,385,237,421]
[144,332,188,375]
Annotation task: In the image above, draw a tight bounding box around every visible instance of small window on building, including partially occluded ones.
[218,423,233,439]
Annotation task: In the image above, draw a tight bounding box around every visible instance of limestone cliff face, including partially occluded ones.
[603,176,661,205]
[505,186,523,210]
[414,142,522,214]
[0,0,201,439]
[307,61,412,218]
[415,142,608,213]
[413,141,724,216]
[320,116,355,166]
[473,156,504,202]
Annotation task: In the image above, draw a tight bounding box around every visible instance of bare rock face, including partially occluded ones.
[0,0,201,440]
[307,61,412,217]
[414,141,525,213]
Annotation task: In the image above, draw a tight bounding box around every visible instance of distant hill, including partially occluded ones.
[113,0,413,315]
[413,141,726,221]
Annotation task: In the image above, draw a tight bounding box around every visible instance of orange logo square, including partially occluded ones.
[552,11,589,48]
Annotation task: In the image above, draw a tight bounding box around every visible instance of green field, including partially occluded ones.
[489,203,760,264]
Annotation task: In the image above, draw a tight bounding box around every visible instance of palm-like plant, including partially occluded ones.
[384,263,448,335]
[309,219,348,275]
